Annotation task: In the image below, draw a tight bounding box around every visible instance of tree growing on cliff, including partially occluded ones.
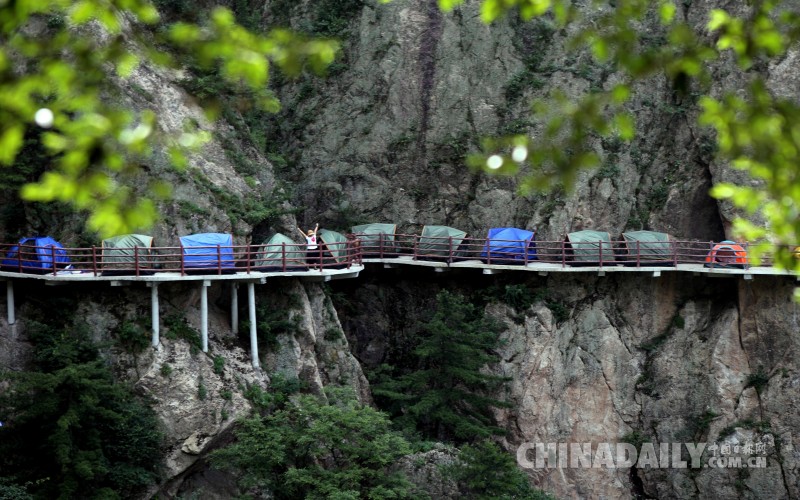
[0,307,163,498]
[211,387,414,499]
[0,1,337,237]
[374,290,511,442]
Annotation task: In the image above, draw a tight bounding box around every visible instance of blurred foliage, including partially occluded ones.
[0,1,337,238]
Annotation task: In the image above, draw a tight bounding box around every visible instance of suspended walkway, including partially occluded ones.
[0,235,796,369]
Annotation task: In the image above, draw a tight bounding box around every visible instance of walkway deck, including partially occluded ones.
[362,257,796,279]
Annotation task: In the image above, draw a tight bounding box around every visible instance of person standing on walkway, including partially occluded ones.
[298,223,320,268]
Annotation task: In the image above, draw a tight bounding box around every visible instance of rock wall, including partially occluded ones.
[332,268,800,499]
[262,0,756,242]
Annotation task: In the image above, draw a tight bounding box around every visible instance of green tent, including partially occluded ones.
[101,234,154,272]
[318,229,349,266]
[565,230,615,263]
[419,225,467,258]
[352,223,397,256]
[253,233,307,270]
[622,231,673,260]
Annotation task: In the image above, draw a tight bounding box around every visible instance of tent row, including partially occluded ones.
[0,227,750,274]
[0,230,355,274]
[349,224,749,268]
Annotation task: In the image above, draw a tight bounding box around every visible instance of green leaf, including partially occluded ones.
[438,0,466,11]
[660,1,676,24]
[709,183,736,199]
[0,124,24,165]
[707,9,730,31]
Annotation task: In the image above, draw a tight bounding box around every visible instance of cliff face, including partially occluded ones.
[333,269,800,499]
[1,1,799,499]
[264,0,743,241]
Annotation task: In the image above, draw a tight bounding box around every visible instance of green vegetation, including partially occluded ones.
[211,387,413,499]
[164,313,203,354]
[745,368,770,396]
[373,290,511,442]
[0,308,162,498]
[242,299,303,351]
[719,419,771,439]
[621,430,648,451]
[213,355,225,375]
[446,440,557,499]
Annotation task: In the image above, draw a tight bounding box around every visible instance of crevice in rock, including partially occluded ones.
[629,466,655,499]
[416,0,444,163]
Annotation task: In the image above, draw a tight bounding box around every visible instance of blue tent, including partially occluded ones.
[1,236,70,272]
[180,233,235,269]
[481,228,536,263]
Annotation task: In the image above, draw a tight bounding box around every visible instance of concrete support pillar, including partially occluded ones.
[150,283,159,347]
[248,282,259,369]
[6,281,14,326]
[231,283,239,335]
[201,280,209,353]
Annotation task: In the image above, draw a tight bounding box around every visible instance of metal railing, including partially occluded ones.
[0,240,361,276]
[0,234,793,276]
[354,233,797,270]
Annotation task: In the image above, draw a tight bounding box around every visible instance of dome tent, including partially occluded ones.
[418,225,468,261]
[704,241,749,269]
[1,236,70,273]
[481,227,536,264]
[317,229,350,268]
[351,223,398,257]
[621,230,675,266]
[180,233,235,272]
[564,230,615,265]
[101,234,155,275]
[253,233,307,271]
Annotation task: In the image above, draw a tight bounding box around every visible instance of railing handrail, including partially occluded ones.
[0,237,792,275]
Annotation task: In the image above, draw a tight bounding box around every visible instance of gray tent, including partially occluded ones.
[253,233,307,270]
[622,231,674,264]
[318,229,349,266]
[419,225,467,258]
[565,230,615,263]
[101,234,154,273]
[352,223,397,256]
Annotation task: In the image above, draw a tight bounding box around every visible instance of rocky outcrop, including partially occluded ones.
[333,269,800,499]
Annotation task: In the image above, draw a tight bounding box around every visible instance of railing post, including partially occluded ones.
[744,241,750,269]
[448,236,453,264]
[318,245,323,272]
[16,245,22,273]
[599,240,603,267]
[673,239,678,266]
[522,240,531,266]
[379,232,384,258]
[709,241,714,268]
[282,243,286,272]
[413,236,418,261]
[561,239,566,268]
[92,246,98,276]
[180,245,185,276]
[135,246,140,277]
[217,245,222,275]
[246,244,252,273]
[636,240,640,268]
[51,245,57,275]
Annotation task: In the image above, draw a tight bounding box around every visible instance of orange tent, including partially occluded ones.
[704,241,748,268]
